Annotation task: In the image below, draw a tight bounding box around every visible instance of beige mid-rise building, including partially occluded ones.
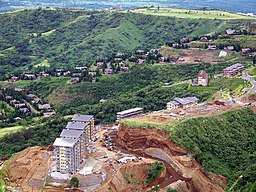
[53,138,80,174]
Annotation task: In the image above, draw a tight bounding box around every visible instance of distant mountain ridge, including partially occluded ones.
[0,0,256,14]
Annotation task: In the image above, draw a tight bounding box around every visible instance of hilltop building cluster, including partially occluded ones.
[223,63,244,77]
[53,114,94,174]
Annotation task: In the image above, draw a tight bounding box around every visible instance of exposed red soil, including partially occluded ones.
[113,125,227,192]
[3,146,52,192]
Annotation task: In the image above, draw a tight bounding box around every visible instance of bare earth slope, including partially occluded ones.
[113,125,228,192]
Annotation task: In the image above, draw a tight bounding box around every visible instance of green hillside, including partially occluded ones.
[0,8,228,75]
[15,62,251,124]
[170,109,256,191]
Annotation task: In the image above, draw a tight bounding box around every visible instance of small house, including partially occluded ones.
[226,46,235,51]
[242,48,252,55]
[104,68,113,75]
[88,72,97,77]
[137,59,146,64]
[43,111,56,117]
[135,50,145,55]
[63,71,71,77]
[14,88,24,92]
[27,94,37,101]
[11,76,19,82]
[225,29,240,35]
[19,108,29,113]
[208,45,217,50]
[149,49,160,54]
[38,104,52,111]
[96,62,104,68]
[200,36,209,42]
[24,74,36,80]
[70,77,80,84]
[75,66,87,71]
[120,67,129,72]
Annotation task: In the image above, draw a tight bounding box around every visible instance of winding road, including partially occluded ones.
[240,68,256,93]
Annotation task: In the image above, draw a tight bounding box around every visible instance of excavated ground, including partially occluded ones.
[113,125,228,192]
[3,146,53,192]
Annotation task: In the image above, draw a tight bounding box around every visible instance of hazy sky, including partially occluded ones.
[0,0,256,14]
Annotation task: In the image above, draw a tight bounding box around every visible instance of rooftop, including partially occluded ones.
[66,122,88,130]
[168,101,181,105]
[117,107,143,115]
[198,70,208,79]
[224,63,244,71]
[174,97,199,105]
[53,138,78,147]
[60,129,83,138]
[72,114,93,122]
[38,104,51,110]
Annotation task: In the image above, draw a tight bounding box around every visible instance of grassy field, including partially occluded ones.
[130,7,256,20]
[249,68,256,76]
[33,59,50,68]
[15,80,33,87]
[0,126,24,137]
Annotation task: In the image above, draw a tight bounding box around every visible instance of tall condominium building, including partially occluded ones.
[53,138,80,174]
[53,114,95,174]
[71,114,94,141]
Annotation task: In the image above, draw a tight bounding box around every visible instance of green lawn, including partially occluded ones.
[33,59,50,68]
[249,68,256,76]
[15,80,33,87]
[0,126,24,137]
[130,7,256,20]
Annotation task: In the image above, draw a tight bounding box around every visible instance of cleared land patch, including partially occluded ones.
[0,125,24,137]
[130,7,256,20]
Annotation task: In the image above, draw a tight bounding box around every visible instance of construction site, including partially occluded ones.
[2,92,256,192]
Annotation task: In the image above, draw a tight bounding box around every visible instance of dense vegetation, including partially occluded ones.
[0,8,228,77]
[0,101,15,121]
[169,108,256,191]
[0,116,67,158]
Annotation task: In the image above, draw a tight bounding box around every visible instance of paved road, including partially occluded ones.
[162,79,192,87]
[240,69,256,93]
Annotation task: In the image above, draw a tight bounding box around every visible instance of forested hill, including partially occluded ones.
[0,8,227,74]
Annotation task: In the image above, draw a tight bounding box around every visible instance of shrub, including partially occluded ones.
[146,161,164,185]
[70,177,79,188]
